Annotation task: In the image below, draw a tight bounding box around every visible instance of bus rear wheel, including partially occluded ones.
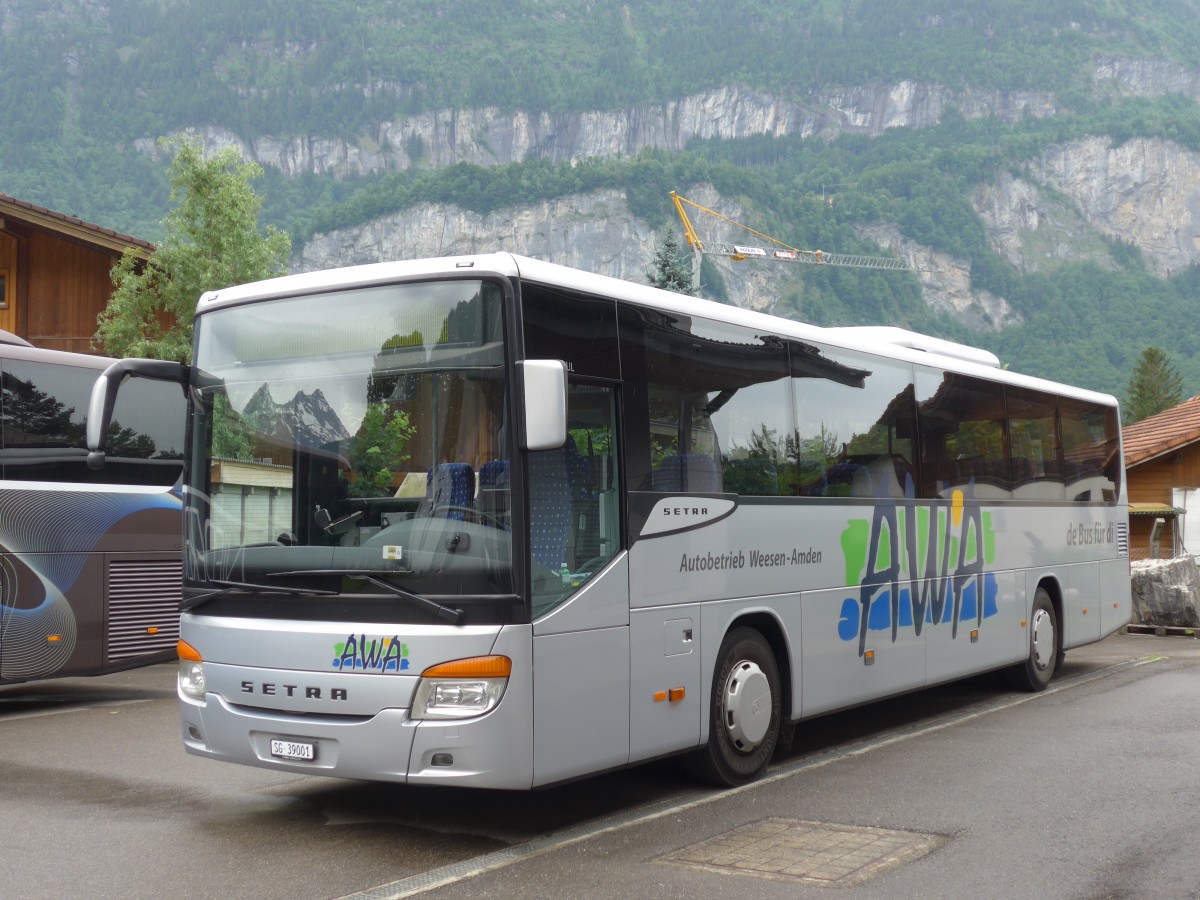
[684,627,781,787]
[1005,587,1059,692]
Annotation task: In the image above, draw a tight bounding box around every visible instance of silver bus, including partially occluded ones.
[87,254,1130,787]
[1,331,184,684]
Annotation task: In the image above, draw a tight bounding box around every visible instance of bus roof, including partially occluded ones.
[0,329,33,347]
[0,340,114,368]
[194,252,1119,410]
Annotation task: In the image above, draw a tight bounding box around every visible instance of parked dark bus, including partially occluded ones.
[0,331,184,684]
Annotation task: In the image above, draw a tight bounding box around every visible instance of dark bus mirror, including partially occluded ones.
[87,358,189,469]
[519,359,567,451]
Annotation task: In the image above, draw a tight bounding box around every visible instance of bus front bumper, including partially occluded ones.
[180,690,535,789]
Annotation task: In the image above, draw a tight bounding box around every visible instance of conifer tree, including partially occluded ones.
[1125,346,1184,423]
[647,227,697,296]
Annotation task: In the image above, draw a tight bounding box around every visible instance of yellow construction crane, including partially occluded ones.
[670,191,914,271]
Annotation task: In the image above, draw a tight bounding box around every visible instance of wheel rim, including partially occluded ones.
[1030,607,1055,671]
[721,660,772,751]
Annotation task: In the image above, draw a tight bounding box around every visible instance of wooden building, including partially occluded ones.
[1121,396,1200,559]
[0,192,152,354]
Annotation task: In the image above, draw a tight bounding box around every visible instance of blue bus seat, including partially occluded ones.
[420,462,476,520]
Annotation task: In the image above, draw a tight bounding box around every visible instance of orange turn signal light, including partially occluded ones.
[422,655,511,679]
[177,640,202,662]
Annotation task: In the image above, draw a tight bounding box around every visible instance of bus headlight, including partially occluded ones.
[409,655,510,720]
[177,640,206,701]
[179,660,206,700]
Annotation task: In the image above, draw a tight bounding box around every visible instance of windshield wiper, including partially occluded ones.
[268,569,480,625]
[182,578,339,611]
[362,574,464,624]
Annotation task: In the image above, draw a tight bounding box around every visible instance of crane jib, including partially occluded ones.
[701,242,913,270]
[669,191,915,271]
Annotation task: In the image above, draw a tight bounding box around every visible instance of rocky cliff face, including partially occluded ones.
[296,185,788,313]
[181,56,1200,329]
[855,222,1020,330]
[297,132,1200,329]
[144,81,1059,180]
[1029,136,1200,278]
[966,135,1200,281]
[296,188,660,284]
[152,56,1200,181]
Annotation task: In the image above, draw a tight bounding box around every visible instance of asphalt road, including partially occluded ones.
[1,632,1197,899]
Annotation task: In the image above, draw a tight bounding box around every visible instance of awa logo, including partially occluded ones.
[331,634,410,672]
[836,483,998,657]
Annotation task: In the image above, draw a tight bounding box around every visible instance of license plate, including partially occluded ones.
[270,738,315,761]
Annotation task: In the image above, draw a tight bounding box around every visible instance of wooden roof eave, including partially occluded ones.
[1125,428,1200,468]
[0,196,152,261]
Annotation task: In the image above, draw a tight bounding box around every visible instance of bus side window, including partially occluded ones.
[630,312,792,496]
[1,358,182,487]
[1007,387,1063,501]
[1061,398,1121,502]
[915,370,1009,499]
[794,346,915,500]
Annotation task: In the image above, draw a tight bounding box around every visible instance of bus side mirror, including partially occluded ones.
[519,359,567,451]
[87,358,188,469]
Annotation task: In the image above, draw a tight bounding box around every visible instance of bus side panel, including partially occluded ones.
[0,550,103,682]
[925,568,1024,686]
[628,605,700,763]
[800,585,925,718]
[0,488,181,683]
[1100,557,1132,638]
[1064,563,1102,650]
[532,624,629,786]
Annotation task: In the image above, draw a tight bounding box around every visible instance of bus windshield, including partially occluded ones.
[185,279,515,619]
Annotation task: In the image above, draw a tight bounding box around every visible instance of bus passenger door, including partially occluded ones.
[529,384,630,787]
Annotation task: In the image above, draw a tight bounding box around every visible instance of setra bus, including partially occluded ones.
[1,331,184,684]
[86,254,1129,787]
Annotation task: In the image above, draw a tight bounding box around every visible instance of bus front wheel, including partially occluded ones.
[1005,587,1059,692]
[684,627,781,787]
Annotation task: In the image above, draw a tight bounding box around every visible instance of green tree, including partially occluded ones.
[348,404,416,497]
[1125,346,1184,423]
[210,394,259,460]
[94,138,291,362]
[647,227,696,295]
